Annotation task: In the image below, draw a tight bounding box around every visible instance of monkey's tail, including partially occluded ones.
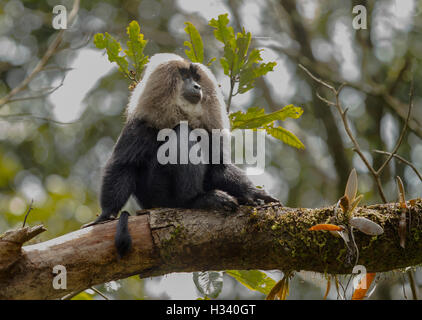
[115,211,132,258]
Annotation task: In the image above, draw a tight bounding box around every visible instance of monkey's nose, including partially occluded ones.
[193,83,201,91]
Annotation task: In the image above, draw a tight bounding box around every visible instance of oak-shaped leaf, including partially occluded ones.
[226,270,275,295]
[184,22,204,63]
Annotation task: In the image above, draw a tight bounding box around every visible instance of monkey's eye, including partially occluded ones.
[189,64,201,82]
[178,68,189,79]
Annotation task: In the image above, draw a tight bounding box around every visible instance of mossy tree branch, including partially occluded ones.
[1,200,421,299]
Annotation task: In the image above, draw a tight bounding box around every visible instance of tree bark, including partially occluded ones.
[1,200,421,299]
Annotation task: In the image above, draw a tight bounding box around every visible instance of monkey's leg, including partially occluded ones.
[208,164,279,205]
[82,162,136,229]
[97,162,136,222]
[165,156,238,211]
[190,189,238,211]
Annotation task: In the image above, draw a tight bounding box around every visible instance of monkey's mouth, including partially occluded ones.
[183,92,202,105]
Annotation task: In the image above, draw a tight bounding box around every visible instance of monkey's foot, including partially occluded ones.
[81,216,116,229]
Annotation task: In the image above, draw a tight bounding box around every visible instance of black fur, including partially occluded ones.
[94,118,277,257]
[115,211,131,258]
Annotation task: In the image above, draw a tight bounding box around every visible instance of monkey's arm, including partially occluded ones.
[93,119,159,224]
[207,164,279,205]
[95,161,137,222]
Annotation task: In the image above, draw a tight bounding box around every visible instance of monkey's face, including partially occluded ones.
[179,64,202,105]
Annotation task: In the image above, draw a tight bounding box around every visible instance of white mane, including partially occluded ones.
[127,53,184,117]
[192,62,230,130]
[126,53,229,130]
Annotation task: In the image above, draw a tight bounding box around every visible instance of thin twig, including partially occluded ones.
[0,113,81,125]
[6,79,65,103]
[22,199,34,227]
[407,270,419,300]
[227,77,235,112]
[0,0,80,107]
[300,63,387,202]
[298,64,336,91]
[373,150,422,182]
[90,287,110,300]
[61,290,82,300]
[316,91,336,106]
[376,80,414,175]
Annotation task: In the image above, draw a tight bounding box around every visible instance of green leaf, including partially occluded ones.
[193,271,223,299]
[243,48,262,69]
[209,14,235,45]
[233,30,251,74]
[236,30,251,62]
[222,44,237,76]
[184,22,204,63]
[124,21,149,81]
[94,21,149,82]
[229,105,304,149]
[206,57,217,66]
[238,60,277,94]
[230,105,303,130]
[93,32,129,78]
[226,270,276,295]
[265,125,305,149]
[71,291,94,300]
[276,104,304,120]
[220,57,230,76]
[208,14,277,108]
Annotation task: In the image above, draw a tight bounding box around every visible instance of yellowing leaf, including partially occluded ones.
[124,21,149,81]
[345,168,358,203]
[94,33,128,76]
[309,224,344,231]
[184,22,204,63]
[349,194,363,216]
[226,270,276,295]
[339,195,349,214]
[230,105,303,130]
[266,125,305,150]
[209,14,235,45]
[266,276,289,300]
[94,21,149,82]
[352,273,376,300]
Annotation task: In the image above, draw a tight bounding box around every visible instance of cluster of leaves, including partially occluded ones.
[308,169,382,300]
[183,15,304,148]
[230,105,304,149]
[309,169,383,239]
[93,21,149,88]
[94,17,304,149]
[209,14,276,96]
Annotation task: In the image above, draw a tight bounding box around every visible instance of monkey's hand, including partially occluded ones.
[238,188,281,206]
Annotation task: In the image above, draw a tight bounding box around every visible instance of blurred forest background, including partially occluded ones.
[0,0,421,299]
